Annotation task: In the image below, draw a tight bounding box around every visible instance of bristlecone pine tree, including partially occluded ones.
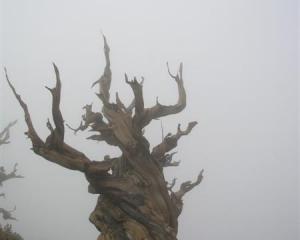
[0,121,24,240]
[5,35,203,240]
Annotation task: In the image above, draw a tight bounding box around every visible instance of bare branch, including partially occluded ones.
[170,170,204,217]
[0,207,17,221]
[0,120,17,146]
[5,67,91,172]
[92,34,112,102]
[151,121,197,161]
[175,170,204,199]
[66,102,120,147]
[44,63,64,149]
[0,164,24,186]
[66,104,103,133]
[5,68,44,148]
[162,152,180,167]
[141,63,186,127]
[66,121,85,134]
[125,75,145,117]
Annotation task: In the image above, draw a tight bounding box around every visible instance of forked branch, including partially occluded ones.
[141,63,186,127]
[175,169,204,199]
[125,75,145,117]
[151,121,198,161]
[0,164,23,186]
[170,170,204,217]
[5,67,91,172]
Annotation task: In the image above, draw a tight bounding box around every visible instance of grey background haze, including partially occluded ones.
[0,0,298,239]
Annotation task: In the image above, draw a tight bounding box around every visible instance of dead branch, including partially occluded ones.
[170,170,204,217]
[125,75,145,117]
[0,207,17,221]
[161,152,180,167]
[175,170,204,199]
[151,121,198,161]
[140,63,186,127]
[0,121,17,146]
[0,164,23,186]
[167,178,177,191]
[5,67,92,172]
[92,34,112,103]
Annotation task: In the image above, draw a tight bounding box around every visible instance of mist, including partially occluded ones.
[0,0,298,239]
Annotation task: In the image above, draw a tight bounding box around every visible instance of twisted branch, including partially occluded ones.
[5,67,91,172]
[151,121,198,161]
[141,63,186,128]
[0,164,23,186]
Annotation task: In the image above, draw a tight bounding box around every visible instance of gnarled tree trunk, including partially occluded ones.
[6,35,203,240]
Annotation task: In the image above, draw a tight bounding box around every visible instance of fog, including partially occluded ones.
[0,0,298,239]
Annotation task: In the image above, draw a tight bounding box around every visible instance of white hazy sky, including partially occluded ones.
[0,0,298,240]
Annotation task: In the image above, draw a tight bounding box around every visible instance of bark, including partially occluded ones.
[6,35,203,240]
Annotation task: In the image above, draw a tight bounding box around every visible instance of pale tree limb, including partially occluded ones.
[175,169,204,199]
[0,206,17,221]
[0,121,17,145]
[5,68,44,148]
[0,119,21,221]
[170,170,204,217]
[92,34,112,103]
[0,164,23,186]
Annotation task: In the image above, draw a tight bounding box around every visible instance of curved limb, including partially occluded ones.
[5,67,91,172]
[141,63,186,128]
[0,163,23,186]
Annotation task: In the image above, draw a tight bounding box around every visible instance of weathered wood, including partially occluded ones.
[6,35,203,240]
